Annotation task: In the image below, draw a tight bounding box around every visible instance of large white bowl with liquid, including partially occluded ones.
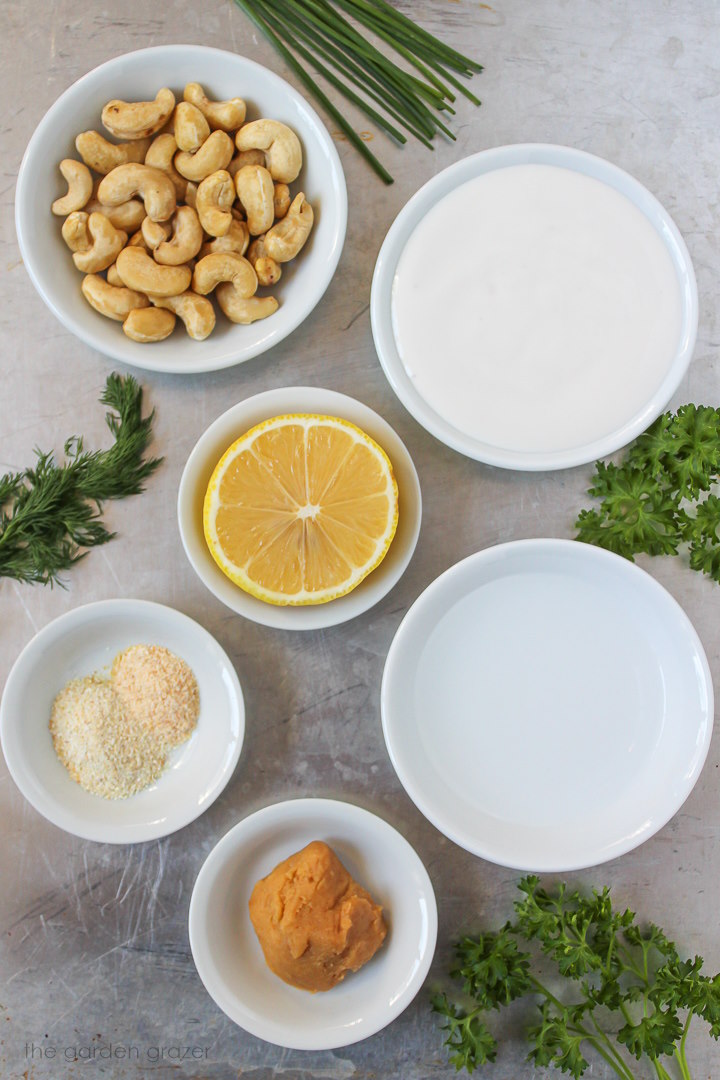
[381,539,713,870]
[371,144,698,470]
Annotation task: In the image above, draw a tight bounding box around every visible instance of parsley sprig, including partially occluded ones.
[432,876,720,1078]
[0,374,162,586]
[575,405,720,581]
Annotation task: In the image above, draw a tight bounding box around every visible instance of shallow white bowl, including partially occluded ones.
[382,540,713,871]
[371,144,698,470]
[188,798,437,1050]
[178,386,422,630]
[0,599,244,843]
[15,45,347,374]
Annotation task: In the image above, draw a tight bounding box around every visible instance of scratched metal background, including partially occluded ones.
[1,1,719,1077]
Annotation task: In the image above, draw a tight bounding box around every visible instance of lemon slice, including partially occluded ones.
[203,414,399,605]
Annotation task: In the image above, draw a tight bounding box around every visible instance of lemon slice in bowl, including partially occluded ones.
[203,414,399,606]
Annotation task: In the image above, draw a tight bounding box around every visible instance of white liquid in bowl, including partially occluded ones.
[391,164,683,455]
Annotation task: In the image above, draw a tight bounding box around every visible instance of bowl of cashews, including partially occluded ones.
[15,45,348,374]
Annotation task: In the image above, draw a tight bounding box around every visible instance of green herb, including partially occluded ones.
[574,405,720,582]
[433,876,720,1079]
[0,374,162,586]
[232,0,482,183]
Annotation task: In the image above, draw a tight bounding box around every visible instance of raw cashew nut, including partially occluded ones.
[228,149,265,178]
[273,183,291,220]
[234,165,274,236]
[72,213,127,273]
[127,230,150,251]
[174,102,210,153]
[145,134,187,200]
[123,307,176,342]
[191,252,257,298]
[150,292,216,341]
[216,285,278,325]
[196,170,235,237]
[255,257,282,288]
[183,83,246,132]
[154,206,204,266]
[247,236,282,287]
[174,130,234,182]
[75,132,150,174]
[54,87,307,344]
[102,88,175,140]
[61,212,91,253]
[264,193,314,262]
[52,159,93,215]
[97,163,176,223]
[199,218,249,259]
[106,262,124,287]
[85,180,146,231]
[141,216,172,250]
[81,274,149,321]
[235,120,302,183]
[116,246,191,297]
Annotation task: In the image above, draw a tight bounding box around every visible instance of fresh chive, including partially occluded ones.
[271,0,425,131]
[231,0,482,180]
[363,0,483,72]
[255,0,407,143]
[422,56,482,107]
[234,0,395,183]
[296,0,449,107]
[339,0,481,107]
[268,0,436,147]
[332,0,458,102]
[287,0,442,137]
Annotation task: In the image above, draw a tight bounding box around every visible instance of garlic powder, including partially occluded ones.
[49,646,200,800]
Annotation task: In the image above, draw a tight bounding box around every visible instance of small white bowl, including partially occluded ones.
[0,599,244,843]
[178,387,422,630]
[371,144,698,471]
[188,798,437,1050]
[15,45,347,375]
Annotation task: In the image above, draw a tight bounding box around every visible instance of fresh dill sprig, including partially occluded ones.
[0,373,163,587]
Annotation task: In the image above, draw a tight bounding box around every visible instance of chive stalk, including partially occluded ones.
[231,0,483,182]
[268,0,436,146]
[256,1,407,143]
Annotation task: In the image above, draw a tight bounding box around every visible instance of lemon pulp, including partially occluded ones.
[203,414,399,605]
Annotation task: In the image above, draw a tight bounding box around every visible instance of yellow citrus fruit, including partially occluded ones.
[203,414,399,605]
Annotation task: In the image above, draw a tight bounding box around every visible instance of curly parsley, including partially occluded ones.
[433,877,720,1078]
[575,405,720,582]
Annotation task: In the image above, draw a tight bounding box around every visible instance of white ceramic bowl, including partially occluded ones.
[15,45,347,374]
[0,599,244,843]
[382,539,713,871]
[178,386,422,630]
[188,798,437,1050]
[371,144,698,470]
